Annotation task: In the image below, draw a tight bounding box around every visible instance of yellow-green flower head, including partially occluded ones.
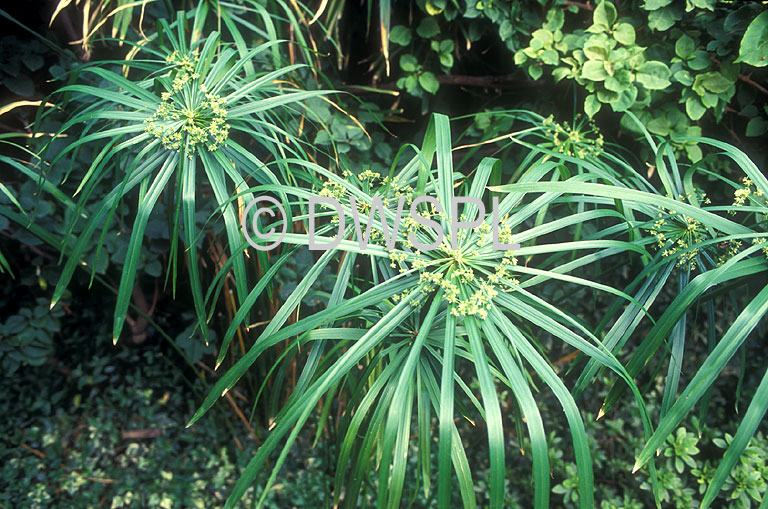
[320,171,520,319]
[144,49,230,158]
[540,115,604,158]
[646,204,709,271]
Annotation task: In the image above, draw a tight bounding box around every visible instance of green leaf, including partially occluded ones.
[417,17,440,39]
[736,11,768,67]
[685,96,706,120]
[582,60,608,81]
[613,23,636,45]
[465,317,508,508]
[379,295,442,508]
[674,69,693,86]
[437,313,457,507]
[636,61,671,89]
[613,85,638,111]
[499,20,515,41]
[700,72,732,93]
[145,260,162,277]
[675,34,695,59]
[484,319,553,508]
[584,43,609,61]
[642,0,673,9]
[418,71,439,94]
[700,91,718,108]
[225,295,419,508]
[585,94,601,117]
[490,308,594,509]
[598,257,765,414]
[492,181,749,235]
[746,116,768,137]
[648,6,681,31]
[701,365,768,508]
[552,66,570,81]
[400,54,420,72]
[684,142,702,162]
[425,0,446,15]
[544,8,565,31]
[4,75,34,96]
[402,75,418,92]
[593,1,617,30]
[605,73,630,92]
[659,272,692,419]
[390,25,412,46]
[634,284,768,473]
[113,154,178,343]
[597,88,619,103]
[540,50,559,65]
[688,50,710,70]
[23,54,44,72]
[687,0,714,10]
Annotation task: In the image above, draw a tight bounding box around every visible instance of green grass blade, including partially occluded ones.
[113,153,178,342]
[634,283,768,472]
[464,315,506,508]
[701,363,768,508]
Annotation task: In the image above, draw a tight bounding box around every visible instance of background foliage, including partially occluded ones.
[1,0,768,508]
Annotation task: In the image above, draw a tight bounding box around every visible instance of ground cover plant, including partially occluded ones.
[1,0,768,507]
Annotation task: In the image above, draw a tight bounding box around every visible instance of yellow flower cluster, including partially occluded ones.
[406,234,518,320]
[753,238,768,260]
[716,238,768,266]
[541,115,604,159]
[318,180,346,200]
[730,177,764,212]
[317,171,520,319]
[143,50,230,158]
[716,239,743,267]
[648,207,707,270]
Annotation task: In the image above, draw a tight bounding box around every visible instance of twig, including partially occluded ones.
[347,73,545,94]
[711,57,768,96]
[224,392,260,443]
[738,73,768,96]
[20,443,46,459]
[0,230,56,259]
[726,123,742,146]
[121,428,163,440]
[436,73,545,89]
[46,358,72,375]
[564,1,594,10]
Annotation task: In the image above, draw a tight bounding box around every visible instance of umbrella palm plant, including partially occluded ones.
[494,116,768,508]
[3,3,767,507]
[188,112,664,508]
[41,11,333,344]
